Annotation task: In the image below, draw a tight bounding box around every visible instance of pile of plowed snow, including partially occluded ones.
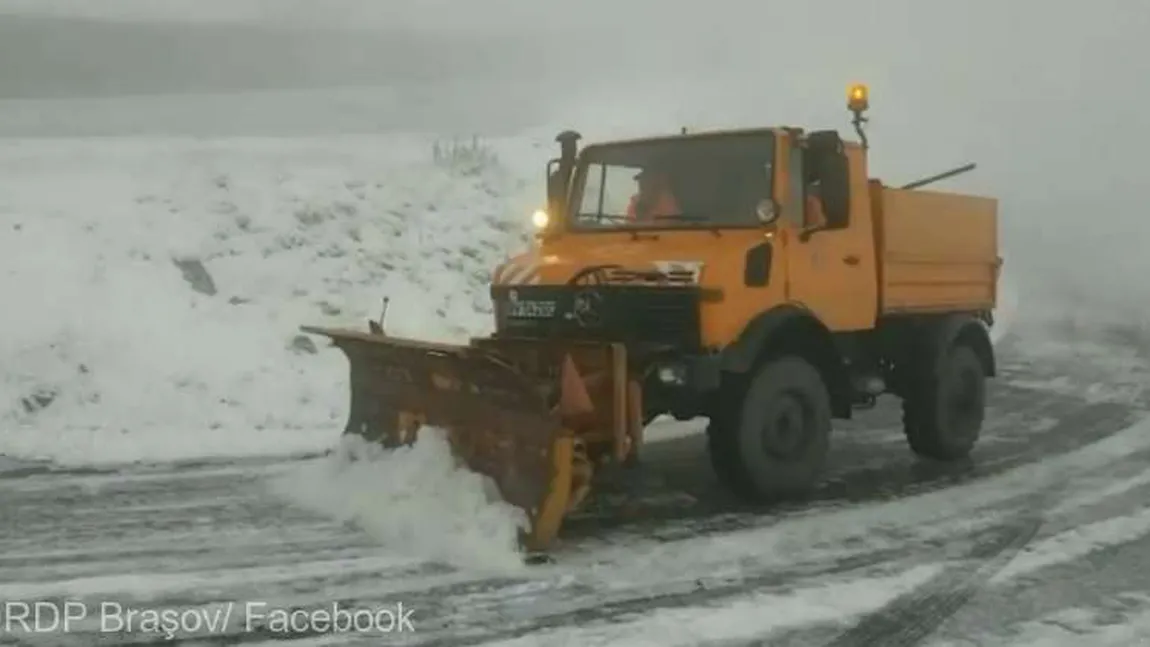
[0,134,545,465]
[268,428,530,572]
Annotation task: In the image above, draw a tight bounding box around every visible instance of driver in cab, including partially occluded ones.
[625,167,681,222]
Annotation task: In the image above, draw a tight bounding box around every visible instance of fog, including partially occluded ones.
[2,0,1148,330]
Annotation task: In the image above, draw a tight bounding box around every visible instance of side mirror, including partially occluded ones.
[546,158,562,215]
[806,130,850,229]
[816,157,849,229]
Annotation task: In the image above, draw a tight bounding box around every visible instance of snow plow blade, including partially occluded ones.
[300,326,579,552]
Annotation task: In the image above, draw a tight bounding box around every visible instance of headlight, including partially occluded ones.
[655,363,688,386]
[531,209,549,229]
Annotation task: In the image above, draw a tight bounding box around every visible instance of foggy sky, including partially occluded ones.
[1,0,1147,323]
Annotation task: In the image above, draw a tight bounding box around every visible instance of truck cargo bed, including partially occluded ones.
[872,186,999,315]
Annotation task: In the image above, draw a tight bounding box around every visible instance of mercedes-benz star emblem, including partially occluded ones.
[572,289,604,327]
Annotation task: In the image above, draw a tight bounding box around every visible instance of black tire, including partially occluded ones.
[707,356,832,503]
[903,343,986,461]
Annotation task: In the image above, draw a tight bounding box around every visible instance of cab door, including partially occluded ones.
[777,133,878,331]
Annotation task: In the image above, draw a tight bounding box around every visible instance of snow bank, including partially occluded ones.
[266,428,529,573]
[0,134,544,465]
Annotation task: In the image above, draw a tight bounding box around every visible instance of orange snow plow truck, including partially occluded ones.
[302,85,1001,552]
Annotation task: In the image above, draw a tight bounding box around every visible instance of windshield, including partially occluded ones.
[570,131,775,230]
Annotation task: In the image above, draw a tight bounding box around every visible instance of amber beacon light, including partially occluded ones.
[847,83,869,113]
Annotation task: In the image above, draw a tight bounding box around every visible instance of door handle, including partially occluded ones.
[843,254,860,266]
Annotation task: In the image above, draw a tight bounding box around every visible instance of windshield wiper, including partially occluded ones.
[652,214,709,222]
[652,213,724,237]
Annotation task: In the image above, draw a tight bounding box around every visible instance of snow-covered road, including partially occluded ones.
[4,336,1150,646]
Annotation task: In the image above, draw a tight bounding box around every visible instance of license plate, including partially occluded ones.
[507,300,556,319]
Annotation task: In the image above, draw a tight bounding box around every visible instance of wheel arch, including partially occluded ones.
[720,303,852,418]
[932,313,996,377]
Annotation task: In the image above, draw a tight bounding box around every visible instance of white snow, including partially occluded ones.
[527,413,1150,601]
[487,564,942,647]
[1050,469,1150,518]
[991,508,1150,584]
[941,597,1150,647]
[266,429,530,573]
[0,135,542,466]
[0,552,414,600]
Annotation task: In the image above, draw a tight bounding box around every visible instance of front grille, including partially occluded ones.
[490,285,701,350]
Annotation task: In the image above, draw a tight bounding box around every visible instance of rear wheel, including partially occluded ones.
[903,343,986,460]
[708,356,832,502]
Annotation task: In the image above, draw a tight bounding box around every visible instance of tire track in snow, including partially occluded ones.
[823,510,1044,646]
[3,414,1139,647]
[563,385,1140,549]
[2,348,1148,645]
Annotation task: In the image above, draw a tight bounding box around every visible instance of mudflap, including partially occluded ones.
[301,326,575,552]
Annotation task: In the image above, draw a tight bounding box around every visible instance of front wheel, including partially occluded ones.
[708,356,832,502]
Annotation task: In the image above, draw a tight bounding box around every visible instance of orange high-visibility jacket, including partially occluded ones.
[625,191,680,220]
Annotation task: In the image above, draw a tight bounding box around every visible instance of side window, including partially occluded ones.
[785,143,805,226]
